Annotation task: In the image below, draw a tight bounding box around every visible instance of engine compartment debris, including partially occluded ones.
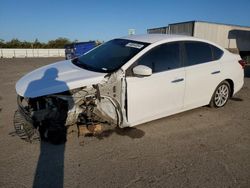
[15,71,126,144]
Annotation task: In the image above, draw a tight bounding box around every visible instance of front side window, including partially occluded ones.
[72,39,149,73]
[185,41,212,66]
[129,42,181,74]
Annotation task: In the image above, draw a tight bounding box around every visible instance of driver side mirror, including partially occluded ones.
[133,65,152,76]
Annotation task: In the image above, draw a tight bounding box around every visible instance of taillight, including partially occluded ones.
[238,60,246,69]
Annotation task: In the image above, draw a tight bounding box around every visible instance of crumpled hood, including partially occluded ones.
[16,60,106,98]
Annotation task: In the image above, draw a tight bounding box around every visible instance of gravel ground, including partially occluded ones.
[0,58,250,188]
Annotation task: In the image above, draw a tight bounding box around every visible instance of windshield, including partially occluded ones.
[72,39,149,73]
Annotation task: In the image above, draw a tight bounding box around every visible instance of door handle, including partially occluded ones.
[211,70,220,74]
[171,78,184,83]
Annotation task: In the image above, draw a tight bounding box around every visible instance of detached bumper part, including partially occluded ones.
[17,96,34,125]
[14,96,39,142]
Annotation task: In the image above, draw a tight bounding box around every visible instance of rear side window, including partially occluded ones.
[136,42,181,73]
[211,45,223,60]
[185,41,212,66]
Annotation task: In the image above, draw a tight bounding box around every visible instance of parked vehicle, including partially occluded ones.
[65,41,96,60]
[15,34,245,143]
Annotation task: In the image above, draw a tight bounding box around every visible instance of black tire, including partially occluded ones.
[209,81,231,108]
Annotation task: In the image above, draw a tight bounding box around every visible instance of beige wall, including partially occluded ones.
[194,22,250,51]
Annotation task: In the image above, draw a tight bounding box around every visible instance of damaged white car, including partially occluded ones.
[15,34,245,143]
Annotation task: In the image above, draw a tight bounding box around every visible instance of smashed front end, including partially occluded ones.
[15,72,125,144]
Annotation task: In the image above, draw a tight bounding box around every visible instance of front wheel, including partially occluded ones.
[210,81,231,108]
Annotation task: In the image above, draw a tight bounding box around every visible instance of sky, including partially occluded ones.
[0,0,250,42]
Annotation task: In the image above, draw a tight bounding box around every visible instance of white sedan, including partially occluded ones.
[15,34,245,142]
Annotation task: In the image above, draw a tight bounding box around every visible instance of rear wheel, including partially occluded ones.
[210,81,231,108]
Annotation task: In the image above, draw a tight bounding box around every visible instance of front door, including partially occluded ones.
[125,42,185,126]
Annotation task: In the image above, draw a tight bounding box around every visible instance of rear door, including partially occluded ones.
[183,41,222,109]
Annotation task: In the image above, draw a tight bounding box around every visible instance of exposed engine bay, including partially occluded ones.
[15,71,127,144]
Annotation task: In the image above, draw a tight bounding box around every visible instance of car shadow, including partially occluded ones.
[85,127,145,140]
[230,97,243,102]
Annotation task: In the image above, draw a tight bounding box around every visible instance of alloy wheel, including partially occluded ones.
[214,84,229,107]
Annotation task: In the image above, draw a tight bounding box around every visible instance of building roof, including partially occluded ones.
[120,34,193,44]
[147,21,250,31]
[169,20,250,29]
[147,26,168,31]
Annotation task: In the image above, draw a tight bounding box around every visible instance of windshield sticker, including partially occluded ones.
[102,67,108,71]
[126,43,144,49]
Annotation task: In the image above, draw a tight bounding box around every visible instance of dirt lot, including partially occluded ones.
[0,58,250,188]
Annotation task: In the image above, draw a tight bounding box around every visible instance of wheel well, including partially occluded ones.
[225,79,234,97]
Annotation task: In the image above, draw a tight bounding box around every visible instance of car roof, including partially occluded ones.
[120,34,195,44]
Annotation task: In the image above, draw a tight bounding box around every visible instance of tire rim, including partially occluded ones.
[214,84,229,107]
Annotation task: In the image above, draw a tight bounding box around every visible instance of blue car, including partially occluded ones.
[65,41,97,59]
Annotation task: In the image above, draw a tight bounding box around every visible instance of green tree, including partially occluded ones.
[0,37,72,48]
[47,37,71,48]
[21,41,32,48]
[0,39,5,48]
[33,38,44,48]
[5,38,22,48]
